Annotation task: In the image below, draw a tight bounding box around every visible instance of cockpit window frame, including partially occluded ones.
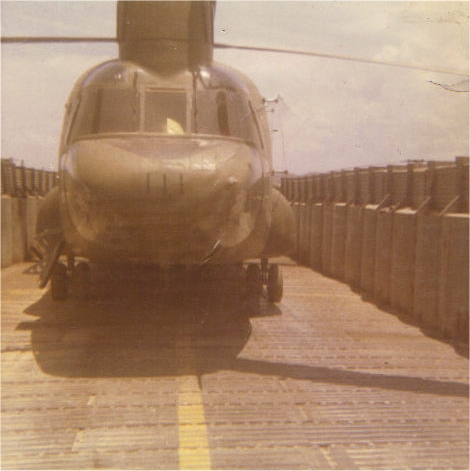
[63,98,81,148]
[248,101,265,150]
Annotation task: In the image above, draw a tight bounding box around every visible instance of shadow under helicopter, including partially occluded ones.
[20,264,468,398]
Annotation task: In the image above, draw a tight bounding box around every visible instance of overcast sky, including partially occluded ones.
[1,1,468,174]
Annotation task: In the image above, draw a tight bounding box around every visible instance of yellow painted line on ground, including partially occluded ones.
[176,336,211,470]
[177,375,211,470]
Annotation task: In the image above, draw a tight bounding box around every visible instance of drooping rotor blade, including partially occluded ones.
[215,42,469,77]
[2,36,467,76]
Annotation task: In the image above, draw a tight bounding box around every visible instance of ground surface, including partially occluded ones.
[2,261,468,469]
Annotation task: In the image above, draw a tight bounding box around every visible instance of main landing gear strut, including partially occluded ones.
[246,257,283,303]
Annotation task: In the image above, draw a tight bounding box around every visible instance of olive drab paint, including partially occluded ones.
[35,1,295,297]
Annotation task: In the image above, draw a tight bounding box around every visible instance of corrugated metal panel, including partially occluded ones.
[324,174,332,201]
[306,176,315,202]
[1,159,57,197]
[1,160,16,196]
[344,171,356,202]
[371,168,387,204]
[332,172,343,201]
[390,166,407,205]
[25,168,35,195]
[318,175,327,201]
[300,178,308,202]
[356,169,370,205]
[14,164,26,197]
[434,165,457,211]
[410,167,431,209]
[293,178,301,202]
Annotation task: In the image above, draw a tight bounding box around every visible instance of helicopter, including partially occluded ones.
[33,1,296,302]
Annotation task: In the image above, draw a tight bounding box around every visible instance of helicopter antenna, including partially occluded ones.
[266,96,289,172]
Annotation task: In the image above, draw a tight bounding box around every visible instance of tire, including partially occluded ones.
[267,264,283,303]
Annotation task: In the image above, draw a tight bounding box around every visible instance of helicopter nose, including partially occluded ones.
[62,136,263,262]
[64,136,256,200]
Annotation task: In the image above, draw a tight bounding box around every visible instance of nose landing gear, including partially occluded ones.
[245,258,284,304]
[267,263,283,303]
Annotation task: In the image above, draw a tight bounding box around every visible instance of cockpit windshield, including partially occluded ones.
[144,90,186,134]
[68,80,260,147]
[69,87,190,141]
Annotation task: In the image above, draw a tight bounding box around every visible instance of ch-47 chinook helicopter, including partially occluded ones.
[34,1,296,301]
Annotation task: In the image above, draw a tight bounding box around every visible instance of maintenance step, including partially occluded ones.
[2,262,468,469]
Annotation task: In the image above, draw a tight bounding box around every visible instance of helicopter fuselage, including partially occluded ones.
[58,60,275,265]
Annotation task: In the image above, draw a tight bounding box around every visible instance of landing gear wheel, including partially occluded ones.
[73,262,91,299]
[246,263,262,297]
[267,264,283,303]
[51,262,68,300]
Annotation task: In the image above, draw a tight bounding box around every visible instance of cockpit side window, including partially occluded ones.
[196,88,256,144]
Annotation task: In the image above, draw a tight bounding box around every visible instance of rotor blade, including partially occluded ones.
[215,43,469,77]
[2,36,467,76]
[1,36,115,43]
